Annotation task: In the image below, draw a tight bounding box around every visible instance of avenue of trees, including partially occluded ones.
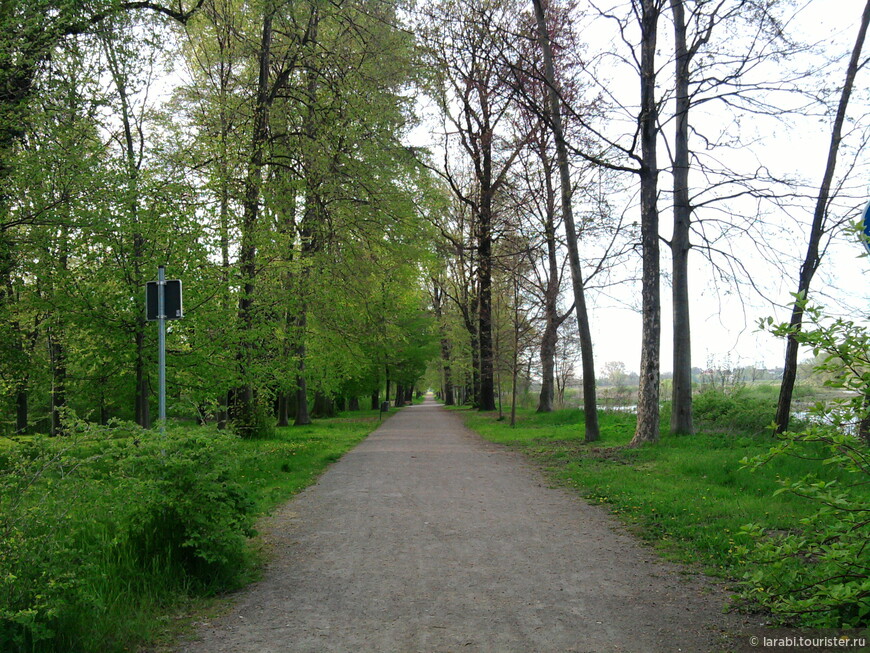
[420,0,870,446]
[1,0,869,442]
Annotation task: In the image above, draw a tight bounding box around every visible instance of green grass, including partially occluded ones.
[235,409,385,514]
[456,406,859,579]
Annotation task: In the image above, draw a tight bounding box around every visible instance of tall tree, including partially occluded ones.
[226,0,317,435]
[230,5,275,435]
[177,0,246,429]
[431,277,456,405]
[0,1,204,433]
[418,0,529,411]
[668,0,693,435]
[629,0,664,446]
[99,21,154,427]
[530,0,600,441]
[509,2,573,415]
[429,181,483,406]
[775,0,870,433]
[663,0,802,435]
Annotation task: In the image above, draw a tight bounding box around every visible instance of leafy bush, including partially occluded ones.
[118,430,256,585]
[0,419,255,652]
[737,306,870,627]
[693,387,777,435]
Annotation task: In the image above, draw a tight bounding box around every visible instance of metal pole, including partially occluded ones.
[158,265,166,434]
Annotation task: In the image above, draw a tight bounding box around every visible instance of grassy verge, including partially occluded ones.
[1,408,386,653]
[455,404,855,581]
[236,408,386,514]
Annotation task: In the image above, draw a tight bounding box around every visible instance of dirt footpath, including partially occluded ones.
[178,398,760,653]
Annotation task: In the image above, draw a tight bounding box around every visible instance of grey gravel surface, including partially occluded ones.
[177,397,760,653]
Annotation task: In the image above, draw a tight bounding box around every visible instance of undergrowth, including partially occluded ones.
[0,408,380,652]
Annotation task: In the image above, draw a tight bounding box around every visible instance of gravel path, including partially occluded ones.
[178,398,758,652]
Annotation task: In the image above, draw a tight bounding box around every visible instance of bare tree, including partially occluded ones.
[418,0,530,411]
[431,188,483,406]
[531,0,601,441]
[664,0,814,435]
[554,315,582,408]
[431,276,456,405]
[629,0,665,446]
[775,0,870,433]
[668,0,694,435]
[508,0,582,415]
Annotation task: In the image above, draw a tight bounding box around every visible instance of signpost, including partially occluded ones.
[146,267,183,433]
[146,277,182,321]
[862,199,870,256]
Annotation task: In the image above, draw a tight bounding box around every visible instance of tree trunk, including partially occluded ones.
[537,316,557,413]
[441,347,455,405]
[439,322,455,405]
[217,390,230,430]
[0,243,22,434]
[859,389,870,445]
[216,13,233,435]
[510,278,521,426]
[395,383,405,408]
[536,174,559,414]
[196,403,208,426]
[385,365,391,408]
[370,389,380,410]
[49,327,66,436]
[49,225,68,437]
[117,62,150,429]
[776,0,870,433]
[669,0,693,435]
[293,334,312,425]
[294,381,311,424]
[630,0,662,447]
[232,9,274,437]
[478,195,496,411]
[311,392,335,418]
[4,276,33,436]
[470,296,481,407]
[104,35,152,430]
[15,389,27,435]
[510,360,518,426]
[532,0,600,441]
[273,158,297,430]
[277,392,290,427]
[349,396,360,411]
[99,387,109,425]
[432,280,455,406]
[135,328,151,429]
[292,8,328,428]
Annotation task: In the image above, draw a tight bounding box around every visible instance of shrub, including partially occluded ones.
[693,387,777,435]
[737,306,870,627]
[118,431,255,586]
[0,419,255,652]
[230,398,275,439]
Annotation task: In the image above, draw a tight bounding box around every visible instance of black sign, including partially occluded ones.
[146,280,183,321]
